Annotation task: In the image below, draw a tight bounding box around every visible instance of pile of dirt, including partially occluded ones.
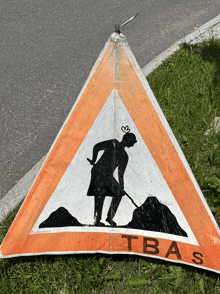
[125,196,187,237]
[39,207,83,228]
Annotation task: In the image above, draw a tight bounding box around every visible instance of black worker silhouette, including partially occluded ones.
[87,130,137,227]
[38,127,187,238]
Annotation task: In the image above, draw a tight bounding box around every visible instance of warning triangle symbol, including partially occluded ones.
[31,89,198,246]
[1,33,220,273]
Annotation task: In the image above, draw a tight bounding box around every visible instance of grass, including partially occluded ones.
[147,38,220,225]
[0,38,220,293]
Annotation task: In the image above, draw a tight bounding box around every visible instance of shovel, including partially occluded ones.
[123,190,138,208]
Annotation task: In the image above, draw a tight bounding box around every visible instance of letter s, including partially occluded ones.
[192,252,203,265]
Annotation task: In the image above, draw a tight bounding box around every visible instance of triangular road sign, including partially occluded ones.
[1,33,220,273]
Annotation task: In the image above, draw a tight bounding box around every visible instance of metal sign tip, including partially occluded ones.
[115,13,140,34]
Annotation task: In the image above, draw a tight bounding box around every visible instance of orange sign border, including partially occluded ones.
[1,33,220,273]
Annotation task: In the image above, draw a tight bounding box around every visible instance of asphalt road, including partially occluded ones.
[0,0,219,200]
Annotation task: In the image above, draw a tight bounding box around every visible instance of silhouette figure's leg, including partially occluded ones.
[106,196,122,226]
[94,196,105,226]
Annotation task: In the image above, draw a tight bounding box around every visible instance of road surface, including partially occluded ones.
[1,0,219,199]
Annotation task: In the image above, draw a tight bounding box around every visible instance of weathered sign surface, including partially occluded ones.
[1,33,220,273]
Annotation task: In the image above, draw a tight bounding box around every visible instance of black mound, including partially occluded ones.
[39,207,83,228]
[125,196,187,237]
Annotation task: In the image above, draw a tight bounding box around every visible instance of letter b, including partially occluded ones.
[143,237,159,255]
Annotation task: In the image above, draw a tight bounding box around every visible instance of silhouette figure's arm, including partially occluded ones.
[118,156,128,192]
[88,140,113,165]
